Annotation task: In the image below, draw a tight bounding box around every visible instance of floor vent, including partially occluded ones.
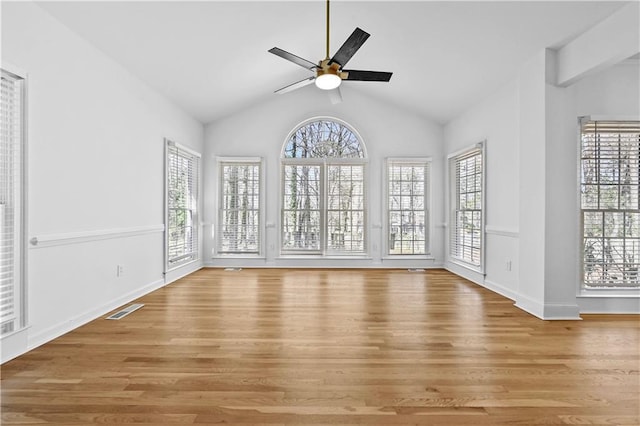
[225,267,242,272]
[408,268,425,272]
[106,303,144,320]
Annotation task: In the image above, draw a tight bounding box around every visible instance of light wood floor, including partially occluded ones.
[1,268,639,425]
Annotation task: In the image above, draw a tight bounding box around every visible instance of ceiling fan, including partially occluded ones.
[268,0,392,103]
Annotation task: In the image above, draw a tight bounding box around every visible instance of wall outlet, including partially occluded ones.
[117,265,124,277]
[505,260,512,272]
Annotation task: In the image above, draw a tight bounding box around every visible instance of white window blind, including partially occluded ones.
[387,159,429,255]
[327,164,365,253]
[282,164,322,252]
[581,119,639,288]
[1,70,25,336]
[218,161,261,254]
[450,147,483,267]
[166,141,200,269]
[281,119,367,255]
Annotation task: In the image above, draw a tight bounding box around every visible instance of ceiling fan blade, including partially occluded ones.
[274,76,316,94]
[268,47,318,71]
[344,70,393,82]
[329,27,370,68]
[328,87,342,104]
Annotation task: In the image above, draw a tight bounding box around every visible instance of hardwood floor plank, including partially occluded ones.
[2,268,638,425]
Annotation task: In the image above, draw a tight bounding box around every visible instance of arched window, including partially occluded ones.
[281,118,367,254]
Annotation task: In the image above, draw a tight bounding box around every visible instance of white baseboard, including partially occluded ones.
[515,293,581,320]
[26,278,166,356]
[483,279,518,301]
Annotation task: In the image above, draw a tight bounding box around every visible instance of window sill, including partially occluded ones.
[212,254,265,260]
[578,288,640,298]
[382,255,435,261]
[277,255,372,260]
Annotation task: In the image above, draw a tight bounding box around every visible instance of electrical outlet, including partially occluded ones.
[117,265,124,277]
[506,260,512,272]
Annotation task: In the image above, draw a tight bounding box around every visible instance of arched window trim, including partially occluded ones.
[280,117,369,256]
[280,116,368,160]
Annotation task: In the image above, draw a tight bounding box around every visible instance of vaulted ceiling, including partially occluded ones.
[36,1,629,124]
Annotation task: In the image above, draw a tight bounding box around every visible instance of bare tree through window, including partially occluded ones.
[581,120,639,288]
[282,119,366,254]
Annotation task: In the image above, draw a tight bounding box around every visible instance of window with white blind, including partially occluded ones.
[1,69,26,337]
[449,145,484,269]
[386,159,430,255]
[281,118,366,255]
[580,119,639,289]
[217,159,262,255]
[165,140,200,270]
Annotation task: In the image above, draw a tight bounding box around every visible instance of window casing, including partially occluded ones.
[217,159,262,255]
[1,69,26,336]
[580,119,639,289]
[449,145,484,269]
[386,159,430,256]
[281,118,366,255]
[165,140,200,270]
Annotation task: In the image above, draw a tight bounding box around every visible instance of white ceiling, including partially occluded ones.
[36,1,628,124]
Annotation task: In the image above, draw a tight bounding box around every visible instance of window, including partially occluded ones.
[449,145,484,269]
[165,140,200,270]
[1,69,26,336]
[217,159,262,255]
[580,119,639,289]
[281,118,366,255]
[386,159,430,255]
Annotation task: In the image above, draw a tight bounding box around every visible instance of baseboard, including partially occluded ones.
[577,296,640,314]
[515,293,581,320]
[483,279,518,301]
[26,278,166,355]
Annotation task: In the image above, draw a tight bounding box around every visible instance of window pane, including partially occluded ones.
[218,162,261,254]
[580,120,640,289]
[451,150,482,266]
[282,165,321,251]
[327,165,365,253]
[284,120,364,159]
[387,162,428,255]
[166,143,199,268]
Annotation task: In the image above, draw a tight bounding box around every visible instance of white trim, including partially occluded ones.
[215,156,262,163]
[446,141,486,273]
[485,226,519,238]
[483,279,518,301]
[1,277,167,363]
[165,139,201,159]
[515,294,582,320]
[215,157,264,257]
[384,157,432,257]
[29,225,164,249]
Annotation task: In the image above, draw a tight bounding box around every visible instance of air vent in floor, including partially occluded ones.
[106,303,144,320]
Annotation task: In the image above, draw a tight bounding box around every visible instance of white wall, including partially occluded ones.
[566,62,640,313]
[1,3,204,363]
[444,80,520,300]
[444,57,639,316]
[204,85,445,268]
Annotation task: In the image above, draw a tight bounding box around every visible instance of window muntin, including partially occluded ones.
[283,119,364,159]
[0,69,25,336]
[281,118,366,255]
[218,161,261,254]
[387,160,429,255]
[450,147,483,268]
[166,141,200,269]
[327,164,365,252]
[282,164,322,251]
[581,120,639,289]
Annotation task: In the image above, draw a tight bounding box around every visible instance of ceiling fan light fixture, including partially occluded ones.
[315,73,342,90]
